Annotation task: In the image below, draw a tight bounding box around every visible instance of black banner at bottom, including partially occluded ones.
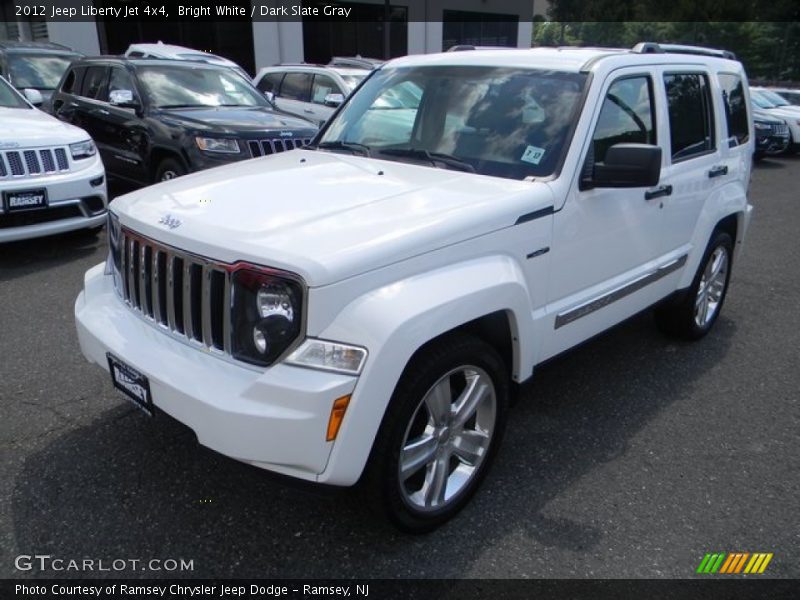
[3,579,798,600]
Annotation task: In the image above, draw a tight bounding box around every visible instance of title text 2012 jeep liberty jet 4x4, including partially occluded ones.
[75,43,754,532]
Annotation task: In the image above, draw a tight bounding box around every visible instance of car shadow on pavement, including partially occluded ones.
[0,231,103,284]
[10,311,735,579]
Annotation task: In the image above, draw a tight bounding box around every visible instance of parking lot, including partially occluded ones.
[1,156,798,579]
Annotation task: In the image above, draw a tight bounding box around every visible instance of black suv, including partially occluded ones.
[51,57,318,185]
[0,41,82,107]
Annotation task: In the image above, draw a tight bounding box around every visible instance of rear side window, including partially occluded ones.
[311,74,341,104]
[718,73,749,147]
[61,66,85,94]
[257,72,283,94]
[279,72,312,101]
[664,73,716,161]
[80,66,109,100]
[592,75,655,164]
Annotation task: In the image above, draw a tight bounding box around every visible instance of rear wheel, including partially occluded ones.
[655,231,733,340]
[363,333,508,533]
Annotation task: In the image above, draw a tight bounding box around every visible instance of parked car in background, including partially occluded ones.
[0,41,82,110]
[253,64,369,126]
[51,57,317,186]
[0,76,106,243]
[766,87,800,106]
[76,43,753,532]
[124,42,250,80]
[753,112,790,159]
[750,88,800,152]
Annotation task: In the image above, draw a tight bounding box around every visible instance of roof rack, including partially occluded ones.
[632,42,736,61]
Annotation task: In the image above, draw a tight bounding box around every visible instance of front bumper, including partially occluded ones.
[0,155,107,243]
[75,263,357,482]
[755,132,790,156]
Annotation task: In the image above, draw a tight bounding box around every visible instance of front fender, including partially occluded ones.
[315,255,534,485]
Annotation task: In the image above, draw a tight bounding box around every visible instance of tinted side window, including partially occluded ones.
[664,73,715,161]
[718,73,749,147]
[311,74,341,104]
[107,67,136,101]
[592,76,655,164]
[257,72,283,94]
[61,66,85,94]
[279,72,312,101]
[127,51,145,58]
[81,66,109,100]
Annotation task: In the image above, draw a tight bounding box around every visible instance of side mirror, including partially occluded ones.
[263,90,276,105]
[23,88,43,107]
[586,143,662,189]
[323,92,345,108]
[109,89,138,108]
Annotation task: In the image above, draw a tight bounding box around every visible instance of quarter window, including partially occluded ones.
[718,73,749,147]
[279,72,312,101]
[592,76,655,164]
[664,73,716,161]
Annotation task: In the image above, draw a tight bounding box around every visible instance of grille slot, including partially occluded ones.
[247,138,312,158]
[55,148,69,170]
[117,230,231,352]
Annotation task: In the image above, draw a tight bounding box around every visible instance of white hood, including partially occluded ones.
[0,107,90,147]
[113,150,554,286]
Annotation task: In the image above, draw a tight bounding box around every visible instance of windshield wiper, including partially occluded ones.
[157,104,207,109]
[378,148,475,173]
[313,141,372,157]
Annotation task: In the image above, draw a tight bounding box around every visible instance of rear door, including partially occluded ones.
[99,66,148,182]
[72,65,110,145]
[274,71,313,119]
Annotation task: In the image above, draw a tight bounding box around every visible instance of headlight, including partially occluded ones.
[286,340,367,375]
[195,137,240,154]
[70,139,96,160]
[231,268,303,366]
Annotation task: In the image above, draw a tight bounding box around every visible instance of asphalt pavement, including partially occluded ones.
[1,157,798,579]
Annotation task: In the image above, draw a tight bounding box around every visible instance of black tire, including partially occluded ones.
[362,333,509,533]
[655,231,733,340]
[154,157,186,183]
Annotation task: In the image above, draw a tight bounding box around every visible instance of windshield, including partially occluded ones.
[341,74,366,91]
[318,66,587,180]
[138,65,267,108]
[750,92,777,109]
[759,90,791,107]
[138,66,269,108]
[0,77,30,108]
[7,53,74,90]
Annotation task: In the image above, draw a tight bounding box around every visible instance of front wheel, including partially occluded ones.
[655,231,733,340]
[363,333,508,533]
[155,158,186,183]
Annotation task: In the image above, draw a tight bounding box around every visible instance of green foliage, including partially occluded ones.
[532,20,800,82]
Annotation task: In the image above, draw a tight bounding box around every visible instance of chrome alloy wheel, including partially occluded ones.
[398,366,496,512]
[160,170,178,181]
[694,245,729,328]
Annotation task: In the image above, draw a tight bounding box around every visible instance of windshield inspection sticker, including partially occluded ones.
[521,145,545,165]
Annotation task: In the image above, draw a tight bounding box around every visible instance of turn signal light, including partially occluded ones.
[326,395,351,441]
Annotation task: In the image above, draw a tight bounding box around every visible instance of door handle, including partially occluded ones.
[93,108,110,116]
[644,184,672,200]
[303,108,314,114]
[708,165,728,178]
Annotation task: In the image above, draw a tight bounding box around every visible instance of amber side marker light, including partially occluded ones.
[326,395,351,441]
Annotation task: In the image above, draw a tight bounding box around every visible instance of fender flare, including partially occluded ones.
[315,254,536,485]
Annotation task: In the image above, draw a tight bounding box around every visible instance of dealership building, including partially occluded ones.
[1,0,536,75]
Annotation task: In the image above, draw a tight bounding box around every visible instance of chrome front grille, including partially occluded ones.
[0,147,70,178]
[116,230,231,353]
[248,137,312,157]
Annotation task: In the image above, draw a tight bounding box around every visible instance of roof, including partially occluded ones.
[0,40,78,54]
[75,56,233,70]
[126,43,237,65]
[261,64,368,77]
[386,43,740,73]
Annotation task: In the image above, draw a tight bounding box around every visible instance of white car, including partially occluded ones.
[750,88,800,152]
[253,65,368,126]
[0,76,107,243]
[124,42,249,80]
[766,87,800,106]
[76,43,753,532]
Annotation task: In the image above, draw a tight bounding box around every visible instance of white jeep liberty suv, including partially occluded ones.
[75,43,754,532]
